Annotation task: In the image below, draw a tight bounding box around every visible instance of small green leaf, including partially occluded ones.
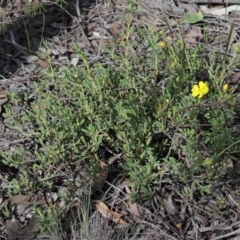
[183,12,204,24]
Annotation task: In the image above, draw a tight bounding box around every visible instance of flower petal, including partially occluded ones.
[223,84,228,91]
[204,157,212,165]
[160,41,166,48]
[199,81,209,94]
[198,92,204,98]
[191,85,200,97]
[203,86,209,94]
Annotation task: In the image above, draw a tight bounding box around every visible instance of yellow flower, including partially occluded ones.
[223,83,228,91]
[159,30,164,35]
[233,44,239,52]
[191,81,209,99]
[204,157,212,165]
[160,41,166,48]
[157,103,162,110]
[171,58,178,68]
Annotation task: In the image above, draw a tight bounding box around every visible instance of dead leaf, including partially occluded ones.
[19,215,40,240]
[6,220,22,240]
[162,195,183,228]
[6,216,40,240]
[193,215,208,226]
[15,201,44,216]
[162,195,179,215]
[99,160,108,169]
[70,57,79,67]
[93,161,109,190]
[108,153,122,165]
[9,195,45,217]
[0,98,7,105]
[0,92,6,98]
[184,28,204,46]
[9,195,31,205]
[206,5,240,16]
[125,186,142,223]
[95,200,127,225]
[38,59,50,68]
[110,22,120,38]
[200,5,224,15]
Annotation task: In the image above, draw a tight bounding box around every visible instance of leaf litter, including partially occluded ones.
[0,0,240,239]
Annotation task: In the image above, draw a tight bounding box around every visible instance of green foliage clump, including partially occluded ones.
[1,20,240,202]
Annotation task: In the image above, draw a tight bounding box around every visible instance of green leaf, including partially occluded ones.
[183,12,204,24]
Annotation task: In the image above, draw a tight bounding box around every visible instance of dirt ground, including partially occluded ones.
[1,0,240,239]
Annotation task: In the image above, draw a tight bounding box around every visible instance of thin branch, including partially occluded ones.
[210,228,240,240]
